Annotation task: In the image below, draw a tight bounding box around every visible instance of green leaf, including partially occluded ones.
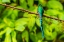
[36,32,42,40]
[0,0,2,3]
[28,17,35,31]
[11,31,17,42]
[2,8,13,18]
[4,27,12,42]
[46,9,59,16]
[30,32,37,42]
[2,0,10,3]
[27,0,34,7]
[0,5,5,13]
[15,25,25,32]
[49,0,60,1]
[13,0,16,3]
[44,24,57,40]
[55,23,62,32]
[20,0,27,9]
[22,30,29,42]
[36,18,40,27]
[23,12,36,18]
[11,9,18,20]
[0,23,6,29]
[59,34,64,39]
[45,31,57,40]
[0,27,7,36]
[3,18,14,27]
[47,1,63,10]
[15,18,28,26]
[15,18,28,32]
[58,12,64,20]
[39,0,47,6]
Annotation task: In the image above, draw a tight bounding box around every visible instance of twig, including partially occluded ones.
[0,3,64,22]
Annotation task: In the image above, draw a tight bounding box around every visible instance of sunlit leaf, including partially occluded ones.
[58,12,64,20]
[39,0,47,6]
[15,18,28,32]
[28,17,35,31]
[0,27,7,36]
[36,18,40,27]
[27,0,34,7]
[15,25,25,32]
[15,18,28,26]
[2,0,10,3]
[0,0,2,3]
[47,1,63,10]
[4,27,12,42]
[46,9,59,16]
[3,18,14,27]
[0,23,6,29]
[11,31,17,42]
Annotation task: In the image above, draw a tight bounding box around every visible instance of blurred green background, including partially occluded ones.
[0,0,64,42]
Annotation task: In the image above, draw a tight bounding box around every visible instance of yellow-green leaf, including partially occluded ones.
[3,18,14,27]
[22,30,29,42]
[11,31,17,42]
[15,25,25,32]
[28,17,35,31]
[2,0,10,3]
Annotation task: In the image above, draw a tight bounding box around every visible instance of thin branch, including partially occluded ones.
[0,3,64,22]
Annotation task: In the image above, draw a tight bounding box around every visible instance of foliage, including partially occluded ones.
[0,0,64,42]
